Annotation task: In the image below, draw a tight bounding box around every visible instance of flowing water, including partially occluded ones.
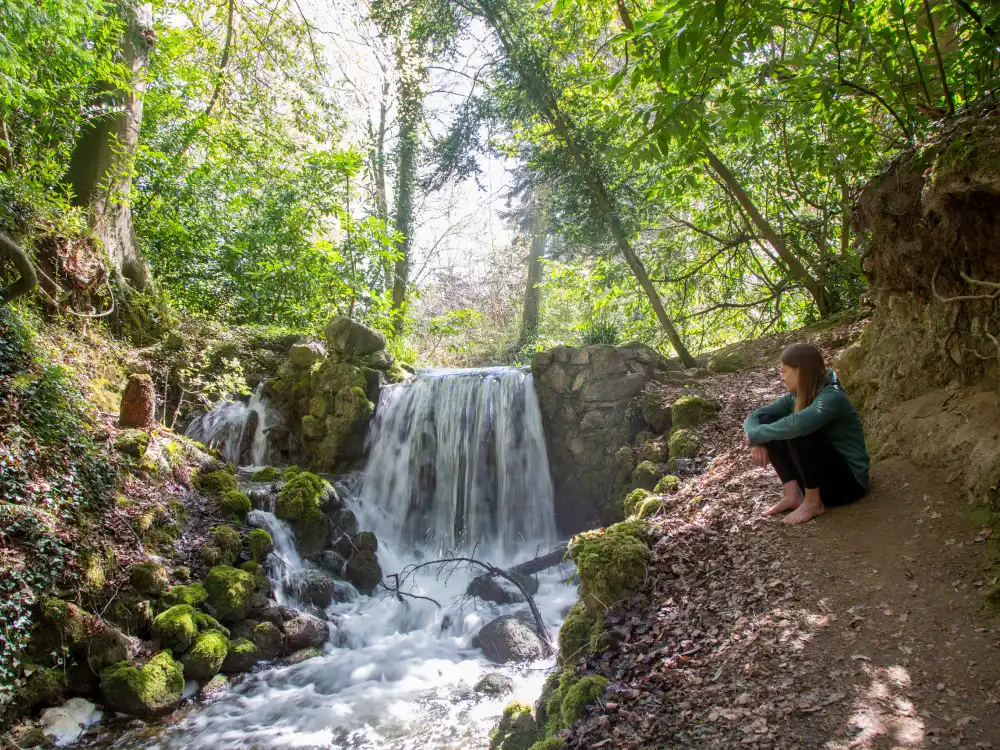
[99,367,571,750]
[184,384,278,467]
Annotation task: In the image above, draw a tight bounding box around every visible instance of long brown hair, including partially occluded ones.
[781,343,827,412]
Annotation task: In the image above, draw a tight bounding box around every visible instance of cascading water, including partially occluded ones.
[184,384,278,467]
[118,367,572,750]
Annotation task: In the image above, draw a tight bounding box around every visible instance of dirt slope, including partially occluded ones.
[559,346,1000,749]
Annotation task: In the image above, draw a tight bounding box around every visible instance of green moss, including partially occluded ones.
[168,500,187,527]
[283,465,303,481]
[637,497,663,518]
[163,583,208,609]
[556,603,608,666]
[130,562,169,596]
[707,349,746,374]
[248,529,274,562]
[654,475,679,494]
[201,545,222,567]
[39,597,89,646]
[607,518,653,544]
[623,488,651,517]
[276,472,326,522]
[528,740,566,750]
[669,428,699,459]
[152,605,201,652]
[203,565,256,623]
[79,551,107,594]
[568,524,652,614]
[19,665,68,708]
[251,466,281,482]
[489,702,537,750]
[613,445,635,471]
[560,675,607,725]
[194,471,238,496]
[631,460,662,490]
[99,650,184,716]
[221,637,260,673]
[114,429,150,458]
[210,526,242,566]
[180,629,230,682]
[671,395,718,428]
[218,490,251,521]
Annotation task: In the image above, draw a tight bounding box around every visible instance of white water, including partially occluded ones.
[185,384,277,467]
[135,368,571,750]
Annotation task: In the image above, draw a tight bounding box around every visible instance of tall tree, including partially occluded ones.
[518,190,548,347]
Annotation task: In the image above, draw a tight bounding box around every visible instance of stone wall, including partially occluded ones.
[531,344,686,534]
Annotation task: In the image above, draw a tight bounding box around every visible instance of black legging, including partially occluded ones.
[758,413,866,507]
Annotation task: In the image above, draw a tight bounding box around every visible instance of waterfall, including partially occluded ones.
[358,367,557,554]
[185,384,277,467]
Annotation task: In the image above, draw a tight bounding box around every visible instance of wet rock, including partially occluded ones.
[289,341,327,369]
[100,651,184,716]
[345,550,382,596]
[330,508,359,537]
[474,672,514,698]
[251,621,285,660]
[368,349,394,370]
[231,620,259,642]
[198,674,228,700]
[467,573,540,606]
[282,614,330,652]
[293,568,337,608]
[315,550,347,577]
[252,603,284,627]
[220,638,259,673]
[473,615,546,664]
[119,373,155,429]
[180,630,230,682]
[39,698,102,746]
[280,647,324,666]
[277,606,299,622]
[324,315,387,357]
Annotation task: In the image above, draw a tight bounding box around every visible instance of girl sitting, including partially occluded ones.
[744,343,870,524]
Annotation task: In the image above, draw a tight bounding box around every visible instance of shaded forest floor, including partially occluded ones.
[561,329,1000,749]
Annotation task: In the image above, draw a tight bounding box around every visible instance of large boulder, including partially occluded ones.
[119,373,155,429]
[292,568,337,608]
[467,573,539,606]
[251,621,285,659]
[180,630,230,682]
[345,550,382,596]
[289,341,327,369]
[203,566,257,623]
[473,615,546,664]
[282,614,330,652]
[99,651,185,716]
[220,638,259,674]
[152,605,227,653]
[324,316,387,357]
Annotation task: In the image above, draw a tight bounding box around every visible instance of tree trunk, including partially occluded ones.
[0,233,38,305]
[66,3,155,291]
[390,34,424,337]
[518,195,548,347]
[476,0,696,367]
[704,147,827,314]
[374,78,392,292]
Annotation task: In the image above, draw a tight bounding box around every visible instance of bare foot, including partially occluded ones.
[782,499,825,524]
[763,484,803,517]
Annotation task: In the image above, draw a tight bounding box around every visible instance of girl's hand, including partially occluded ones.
[751,445,768,468]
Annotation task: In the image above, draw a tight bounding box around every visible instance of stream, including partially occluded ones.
[87,367,573,749]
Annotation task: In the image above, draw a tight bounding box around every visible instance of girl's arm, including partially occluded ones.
[745,388,847,444]
[743,394,794,438]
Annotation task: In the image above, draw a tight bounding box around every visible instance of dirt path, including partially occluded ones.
[560,358,1000,750]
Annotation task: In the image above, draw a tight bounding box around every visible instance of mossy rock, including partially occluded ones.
[18,664,68,709]
[200,545,223,567]
[528,740,566,750]
[99,650,184,716]
[280,646,323,666]
[283,465,303,481]
[162,583,208,609]
[623,488,651,517]
[194,471,238,496]
[568,524,652,615]
[707,349,746,374]
[250,466,281,482]
[107,596,153,637]
[37,597,90,649]
[613,445,635,472]
[631,460,662,491]
[668,428,699,459]
[654,475,679,494]
[248,529,274,562]
[173,566,191,583]
[275,472,327,522]
[151,605,227,653]
[637,497,663,519]
[198,673,229,700]
[210,526,242,566]
[203,566,257,623]
[489,702,536,750]
[556,602,607,666]
[180,630,230,682]
[129,562,169,597]
[250,621,284,660]
[114,429,150,458]
[671,395,719,428]
[560,675,607,725]
[220,637,259,673]
[218,490,251,521]
[638,440,666,464]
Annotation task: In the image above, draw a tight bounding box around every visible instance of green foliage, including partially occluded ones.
[578,317,620,346]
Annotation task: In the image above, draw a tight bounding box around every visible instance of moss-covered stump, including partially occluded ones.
[129,562,169,597]
[250,466,281,482]
[163,583,208,609]
[568,522,652,615]
[671,395,719,428]
[248,529,274,562]
[669,428,699,460]
[218,490,251,521]
[631,460,662,491]
[181,630,230,682]
[203,566,257,623]
[151,605,227,653]
[622,488,651,517]
[194,471,237,495]
[210,526,242,566]
[221,638,260,673]
[489,702,537,750]
[100,651,185,716]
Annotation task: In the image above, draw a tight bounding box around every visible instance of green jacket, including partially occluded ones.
[743,369,870,489]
